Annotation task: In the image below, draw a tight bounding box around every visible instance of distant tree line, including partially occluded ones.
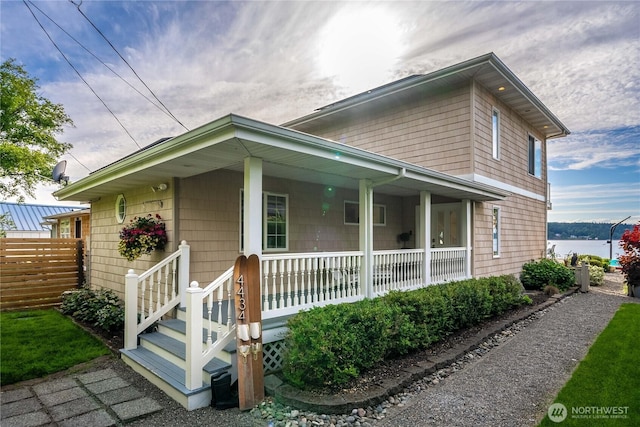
[548,222,636,240]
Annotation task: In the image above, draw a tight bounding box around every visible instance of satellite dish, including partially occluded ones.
[52,160,69,185]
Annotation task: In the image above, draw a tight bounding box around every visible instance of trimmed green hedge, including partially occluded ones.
[520,259,574,291]
[282,275,529,388]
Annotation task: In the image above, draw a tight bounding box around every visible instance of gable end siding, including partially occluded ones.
[291,84,473,176]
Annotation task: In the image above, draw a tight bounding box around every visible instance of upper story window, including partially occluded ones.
[492,108,500,159]
[528,135,542,178]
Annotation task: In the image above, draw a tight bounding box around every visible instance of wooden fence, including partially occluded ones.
[0,238,83,311]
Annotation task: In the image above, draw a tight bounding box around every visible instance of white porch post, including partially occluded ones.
[244,157,263,257]
[420,191,431,284]
[178,240,190,309]
[124,269,138,350]
[462,199,472,278]
[185,281,203,390]
[359,179,374,298]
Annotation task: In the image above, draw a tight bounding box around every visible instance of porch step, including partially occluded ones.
[159,318,222,342]
[138,332,232,368]
[176,302,235,324]
[121,347,229,410]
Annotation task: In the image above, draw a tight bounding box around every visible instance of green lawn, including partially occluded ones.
[539,303,640,426]
[0,309,110,385]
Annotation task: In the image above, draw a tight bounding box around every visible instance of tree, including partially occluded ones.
[0,58,73,202]
[619,223,640,295]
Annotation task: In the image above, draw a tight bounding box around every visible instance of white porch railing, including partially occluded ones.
[184,267,236,390]
[431,247,468,283]
[124,244,469,392]
[261,252,364,318]
[260,247,468,316]
[124,241,190,350]
[372,249,424,295]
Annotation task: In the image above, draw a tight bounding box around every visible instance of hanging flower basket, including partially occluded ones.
[118,214,168,261]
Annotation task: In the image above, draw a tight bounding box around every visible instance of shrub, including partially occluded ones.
[282,299,412,388]
[619,223,640,288]
[61,288,124,334]
[282,275,528,389]
[520,259,574,291]
[588,264,604,286]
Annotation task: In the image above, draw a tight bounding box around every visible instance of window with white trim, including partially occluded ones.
[528,135,542,178]
[264,193,288,251]
[60,219,71,238]
[492,108,500,159]
[239,190,289,251]
[492,206,500,257]
[115,194,126,223]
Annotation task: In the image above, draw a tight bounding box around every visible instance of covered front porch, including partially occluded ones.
[121,238,471,409]
[54,114,509,409]
[120,154,484,409]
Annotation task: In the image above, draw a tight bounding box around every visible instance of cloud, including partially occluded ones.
[3,0,639,223]
[548,126,640,171]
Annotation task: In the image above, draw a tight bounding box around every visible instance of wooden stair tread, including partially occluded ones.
[121,347,231,392]
[158,318,220,343]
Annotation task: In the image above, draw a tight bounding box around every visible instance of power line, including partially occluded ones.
[27,1,181,124]
[23,0,142,149]
[69,0,190,132]
[66,151,92,173]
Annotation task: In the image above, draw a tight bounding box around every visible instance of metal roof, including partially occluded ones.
[0,202,85,232]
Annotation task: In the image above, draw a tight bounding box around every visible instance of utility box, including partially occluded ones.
[580,263,589,293]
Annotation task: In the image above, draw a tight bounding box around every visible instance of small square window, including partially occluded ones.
[344,201,386,226]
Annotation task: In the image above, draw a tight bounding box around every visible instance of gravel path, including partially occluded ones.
[375,277,637,427]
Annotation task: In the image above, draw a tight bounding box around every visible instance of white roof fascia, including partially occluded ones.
[54,116,237,200]
[56,114,508,202]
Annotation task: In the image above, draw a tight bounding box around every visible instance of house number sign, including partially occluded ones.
[236,274,246,320]
[233,254,264,411]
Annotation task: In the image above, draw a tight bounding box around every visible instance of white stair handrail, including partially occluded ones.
[124,241,190,350]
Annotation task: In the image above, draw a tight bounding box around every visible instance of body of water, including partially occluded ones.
[548,240,623,260]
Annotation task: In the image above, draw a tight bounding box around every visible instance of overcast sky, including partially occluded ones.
[2,0,639,223]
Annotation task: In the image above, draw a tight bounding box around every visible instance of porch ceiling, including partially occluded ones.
[55,115,509,203]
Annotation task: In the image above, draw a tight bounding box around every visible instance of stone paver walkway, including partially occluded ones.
[1,368,162,427]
